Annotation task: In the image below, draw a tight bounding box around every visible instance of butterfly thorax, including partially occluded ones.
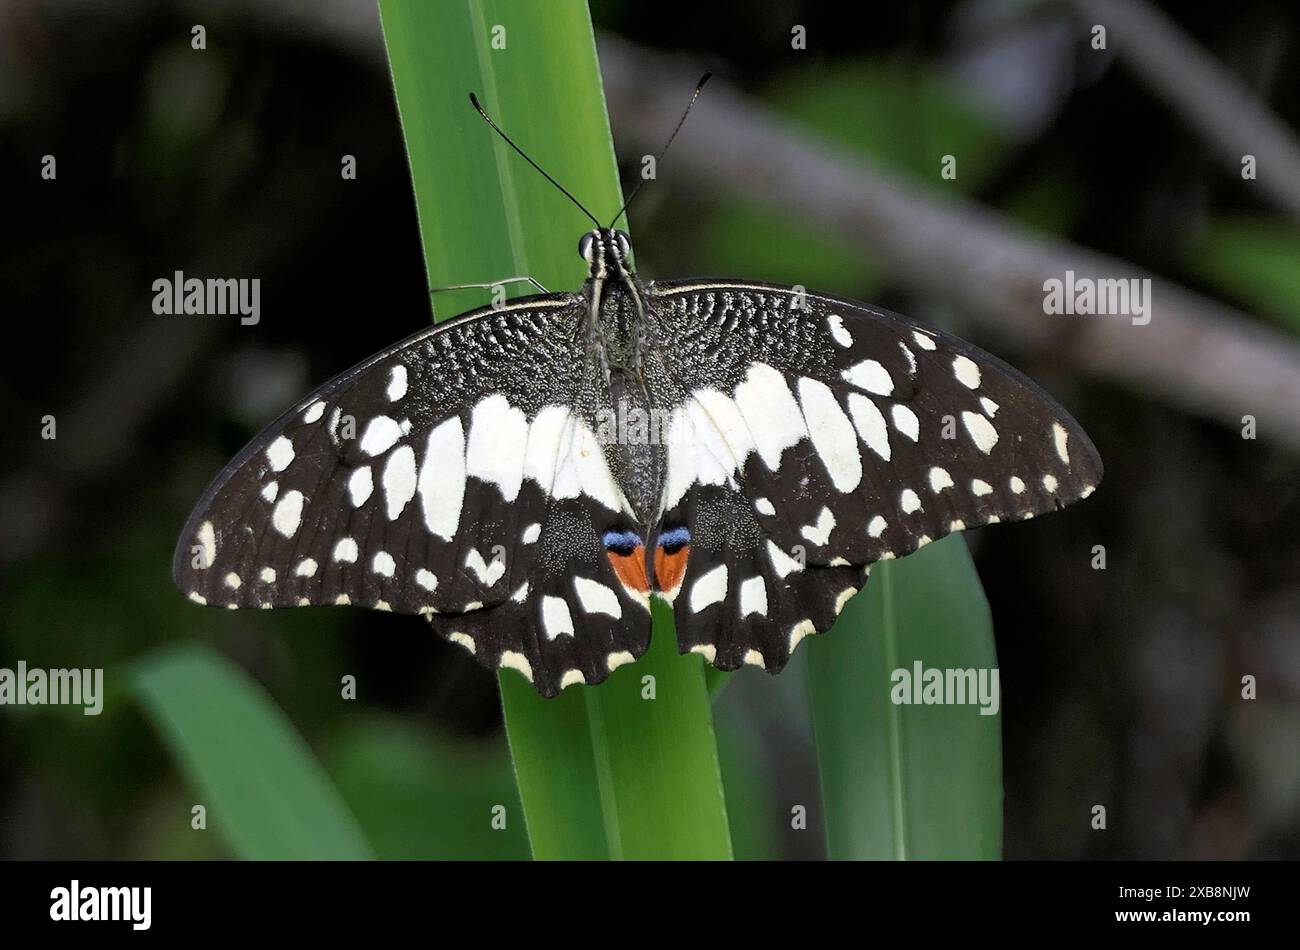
[579,229,664,526]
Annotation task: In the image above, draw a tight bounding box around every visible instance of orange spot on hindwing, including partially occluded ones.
[603,529,649,596]
[652,526,691,596]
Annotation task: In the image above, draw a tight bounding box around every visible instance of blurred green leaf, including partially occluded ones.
[378,0,731,859]
[771,62,1011,189]
[1194,216,1300,333]
[714,703,780,861]
[326,715,529,859]
[130,643,372,860]
[807,536,1002,859]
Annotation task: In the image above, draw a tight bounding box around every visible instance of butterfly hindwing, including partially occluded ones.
[647,280,1102,669]
[173,295,652,696]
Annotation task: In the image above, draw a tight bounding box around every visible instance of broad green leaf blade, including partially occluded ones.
[807,536,1002,859]
[378,0,731,860]
[130,644,372,860]
[498,679,608,859]
[584,601,732,859]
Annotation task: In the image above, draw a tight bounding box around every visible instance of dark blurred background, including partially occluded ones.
[1,0,1298,859]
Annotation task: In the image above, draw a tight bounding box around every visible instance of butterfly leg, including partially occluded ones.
[427,276,550,319]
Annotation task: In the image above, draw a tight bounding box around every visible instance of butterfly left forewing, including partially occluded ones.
[174,297,652,695]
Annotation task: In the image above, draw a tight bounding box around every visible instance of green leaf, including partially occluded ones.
[1193,216,1300,333]
[130,643,372,860]
[807,536,1003,859]
[377,0,731,860]
[326,714,530,860]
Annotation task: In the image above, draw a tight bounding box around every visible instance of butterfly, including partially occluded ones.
[173,83,1102,698]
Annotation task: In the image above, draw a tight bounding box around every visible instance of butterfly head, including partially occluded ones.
[580,228,633,281]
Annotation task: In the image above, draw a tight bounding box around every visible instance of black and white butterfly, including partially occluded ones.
[174,85,1101,697]
[174,225,1101,696]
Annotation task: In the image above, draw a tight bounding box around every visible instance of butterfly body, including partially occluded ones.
[176,228,1101,696]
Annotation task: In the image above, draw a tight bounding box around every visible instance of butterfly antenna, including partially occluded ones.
[608,72,712,229]
[469,93,601,228]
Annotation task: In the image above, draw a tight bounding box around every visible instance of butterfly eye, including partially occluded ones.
[578,232,596,263]
[614,231,632,257]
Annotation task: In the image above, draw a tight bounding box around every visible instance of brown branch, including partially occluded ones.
[598,34,1300,452]
[1072,0,1300,224]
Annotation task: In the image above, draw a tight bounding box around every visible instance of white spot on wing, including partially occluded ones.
[386,364,408,401]
[522,405,569,490]
[542,596,575,640]
[690,644,717,663]
[499,650,533,681]
[847,393,890,461]
[415,569,437,591]
[359,416,402,456]
[1052,422,1070,464]
[266,436,294,473]
[259,567,276,583]
[739,576,767,618]
[272,490,305,537]
[575,577,621,618]
[826,313,853,347]
[911,329,937,351]
[466,394,528,501]
[971,479,993,496]
[689,564,728,613]
[261,481,279,503]
[898,341,917,375]
[224,572,241,590]
[732,362,807,470]
[196,521,216,569]
[841,359,894,396]
[382,445,417,520]
[302,400,326,424]
[789,619,816,653]
[607,651,635,671]
[980,397,999,417]
[522,522,541,543]
[867,515,887,538]
[347,466,373,507]
[961,411,999,454]
[1010,475,1026,494]
[1043,474,1059,492]
[333,537,358,563]
[767,541,803,578]
[294,557,317,578]
[928,466,954,492]
[798,377,862,492]
[755,497,775,516]
[952,355,981,389]
[418,417,465,541]
[891,404,919,441]
[800,506,836,546]
[465,549,504,587]
[900,489,922,514]
[372,551,396,577]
